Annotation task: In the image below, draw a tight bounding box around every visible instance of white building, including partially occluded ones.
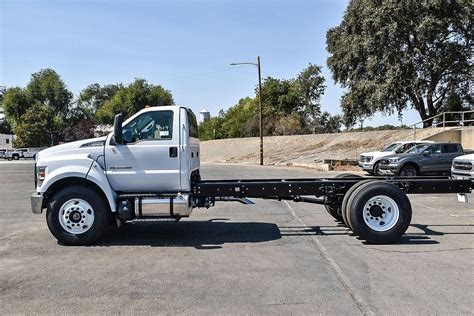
[0,134,15,149]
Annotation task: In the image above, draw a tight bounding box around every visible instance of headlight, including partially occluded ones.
[389,158,399,164]
[36,166,47,187]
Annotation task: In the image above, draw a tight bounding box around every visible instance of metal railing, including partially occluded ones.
[412,110,474,140]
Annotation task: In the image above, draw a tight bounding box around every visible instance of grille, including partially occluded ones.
[453,160,472,170]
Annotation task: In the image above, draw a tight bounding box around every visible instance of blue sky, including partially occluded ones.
[1,0,419,126]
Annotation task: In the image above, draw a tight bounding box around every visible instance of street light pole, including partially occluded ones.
[230,56,264,165]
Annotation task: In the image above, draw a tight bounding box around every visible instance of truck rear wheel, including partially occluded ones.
[46,185,109,245]
[346,181,412,244]
[324,173,362,222]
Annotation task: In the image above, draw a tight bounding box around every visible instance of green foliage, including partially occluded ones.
[348,125,410,132]
[14,103,59,147]
[96,79,174,124]
[4,69,73,146]
[78,83,123,112]
[26,69,72,116]
[327,0,473,127]
[2,87,30,127]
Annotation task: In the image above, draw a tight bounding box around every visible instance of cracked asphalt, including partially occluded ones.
[1,162,473,314]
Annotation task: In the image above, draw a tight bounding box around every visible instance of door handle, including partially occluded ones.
[169,147,178,158]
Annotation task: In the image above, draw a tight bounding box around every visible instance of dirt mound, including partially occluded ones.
[200,127,453,167]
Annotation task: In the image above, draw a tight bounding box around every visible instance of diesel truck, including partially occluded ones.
[31,106,472,246]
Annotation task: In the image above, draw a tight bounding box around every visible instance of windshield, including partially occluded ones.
[406,144,428,154]
[382,143,401,152]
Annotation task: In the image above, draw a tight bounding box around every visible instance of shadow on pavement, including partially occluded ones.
[97,219,281,248]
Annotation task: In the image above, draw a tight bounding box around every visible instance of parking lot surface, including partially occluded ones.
[1,162,473,314]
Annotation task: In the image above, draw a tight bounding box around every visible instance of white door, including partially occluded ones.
[104,109,181,192]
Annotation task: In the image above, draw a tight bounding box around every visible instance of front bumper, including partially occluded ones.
[452,171,474,180]
[358,161,374,171]
[378,164,400,175]
[31,192,44,214]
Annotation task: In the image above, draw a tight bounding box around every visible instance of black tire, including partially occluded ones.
[46,185,109,245]
[12,154,19,160]
[399,165,418,177]
[342,179,375,230]
[346,181,412,244]
[372,162,381,176]
[325,173,363,222]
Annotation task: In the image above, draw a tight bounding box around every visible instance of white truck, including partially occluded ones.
[7,147,41,160]
[452,153,474,180]
[31,106,472,246]
[359,140,433,175]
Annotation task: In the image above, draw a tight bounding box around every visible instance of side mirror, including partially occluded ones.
[422,150,430,156]
[114,114,123,145]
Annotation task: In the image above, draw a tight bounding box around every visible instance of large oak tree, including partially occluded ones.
[327,0,473,127]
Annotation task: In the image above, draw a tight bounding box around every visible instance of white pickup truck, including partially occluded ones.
[31,106,472,246]
[7,147,41,160]
[452,153,474,180]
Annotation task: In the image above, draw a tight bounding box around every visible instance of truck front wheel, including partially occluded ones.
[46,185,109,245]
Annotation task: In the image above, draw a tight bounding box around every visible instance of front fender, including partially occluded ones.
[38,155,117,212]
[86,160,117,212]
[39,158,94,193]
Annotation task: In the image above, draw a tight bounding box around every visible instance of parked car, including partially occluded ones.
[451,153,474,180]
[6,148,41,160]
[359,140,433,175]
[0,149,6,159]
[378,142,464,176]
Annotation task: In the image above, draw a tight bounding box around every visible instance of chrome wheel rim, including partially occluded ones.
[59,199,95,234]
[363,195,399,232]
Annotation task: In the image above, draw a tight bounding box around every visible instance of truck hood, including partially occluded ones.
[383,153,417,160]
[360,151,393,159]
[453,153,474,162]
[36,136,107,163]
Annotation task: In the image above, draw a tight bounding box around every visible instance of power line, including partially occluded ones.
[0,64,255,95]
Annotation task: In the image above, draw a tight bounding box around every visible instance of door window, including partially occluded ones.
[426,144,442,154]
[187,109,199,138]
[442,144,460,153]
[396,143,415,153]
[122,111,173,144]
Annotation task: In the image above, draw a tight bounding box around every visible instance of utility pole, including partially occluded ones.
[231,56,264,165]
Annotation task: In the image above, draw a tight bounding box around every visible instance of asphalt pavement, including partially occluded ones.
[0,162,473,315]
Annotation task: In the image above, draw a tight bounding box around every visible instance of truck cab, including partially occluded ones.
[31,106,200,245]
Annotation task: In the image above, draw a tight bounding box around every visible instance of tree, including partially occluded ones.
[4,69,73,145]
[327,1,473,127]
[2,87,30,127]
[63,119,95,142]
[14,103,58,147]
[26,68,73,116]
[295,64,326,122]
[78,83,123,112]
[221,97,259,138]
[96,79,174,124]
